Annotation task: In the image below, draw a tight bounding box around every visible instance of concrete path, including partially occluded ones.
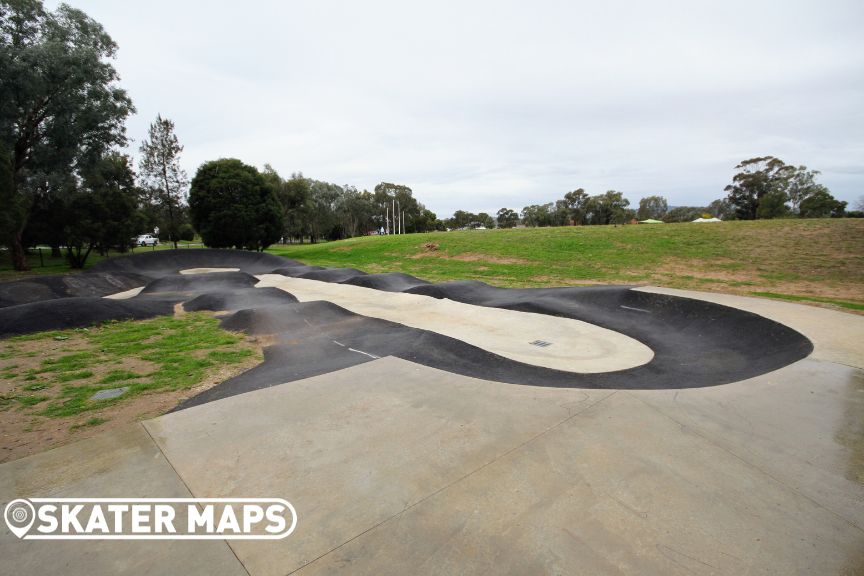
[2,290,863,575]
[255,274,654,373]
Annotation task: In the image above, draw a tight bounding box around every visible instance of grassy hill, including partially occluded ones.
[268,219,864,312]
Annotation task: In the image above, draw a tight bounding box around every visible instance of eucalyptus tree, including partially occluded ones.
[723,156,794,220]
[0,0,134,269]
[585,191,630,225]
[562,188,589,224]
[636,195,668,220]
[496,207,519,228]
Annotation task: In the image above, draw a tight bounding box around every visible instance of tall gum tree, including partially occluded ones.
[0,0,133,270]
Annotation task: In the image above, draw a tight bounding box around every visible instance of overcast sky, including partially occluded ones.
[49,0,864,216]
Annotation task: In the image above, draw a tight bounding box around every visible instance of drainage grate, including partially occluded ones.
[530,340,553,348]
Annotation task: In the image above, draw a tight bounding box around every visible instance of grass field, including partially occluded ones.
[268,219,864,311]
[1,220,861,311]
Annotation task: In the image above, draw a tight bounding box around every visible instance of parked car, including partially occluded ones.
[135,234,159,247]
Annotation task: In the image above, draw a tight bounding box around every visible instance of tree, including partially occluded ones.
[799,189,847,218]
[62,189,98,268]
[585,191,630,225]
[413,208,440,232]
[38,153,142,268]
[279,172,312,242]
[724,156,795,220]
[562,188,589,225]
[755,189,789,219]
[372,182,429,234]
[520,204,554,227]
[786,167,827,214]
[0,0,134,269]
[139,115,187,249]
[446,210,477,230]
[262,171,436,240]
[496,207,519,228]
[473,212,493,229]
[335,186,377,239]
[189,159,283,251]
[80,153,140,256]
[0,142,13,245]
[724,157,838,219]
[707,198,736,220]
[551,200,571,226]
[304,179,341,241]
[636,195,668,220]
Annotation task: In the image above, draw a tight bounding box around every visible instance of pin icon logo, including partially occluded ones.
[5,499,35,539]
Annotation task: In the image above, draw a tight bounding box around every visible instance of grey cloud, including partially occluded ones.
[49,0,864,216]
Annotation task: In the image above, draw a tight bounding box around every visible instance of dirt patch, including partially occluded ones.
[450,252,529,264]
[409,250,529,265]
[0,315,265,463]
[653,257,864,305]
[529,276,611,286]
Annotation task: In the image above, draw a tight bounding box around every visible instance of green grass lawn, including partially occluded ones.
[0,240,205,281]
[267,219,864,310]
[0,311,263,462]
[0,312,258,419]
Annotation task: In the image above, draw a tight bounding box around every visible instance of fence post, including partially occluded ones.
[39,247,44,267]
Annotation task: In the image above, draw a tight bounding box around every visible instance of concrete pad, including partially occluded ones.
[255,274,654,373]
[0,425,245,576]
[89,386,130,400]
[144,353,864,575]
[630,358,864,528]
[637,286,864,368]
[297,390,864,575]
[144,357,613,576]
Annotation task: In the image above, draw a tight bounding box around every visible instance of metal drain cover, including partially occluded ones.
[530,340,552,348]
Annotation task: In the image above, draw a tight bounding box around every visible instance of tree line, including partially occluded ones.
[0,0,437,270]
[189,161,439,250]
[463,157,856,229]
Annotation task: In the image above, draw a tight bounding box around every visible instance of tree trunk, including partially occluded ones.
[65,244,92,269]
[10,230,28,271]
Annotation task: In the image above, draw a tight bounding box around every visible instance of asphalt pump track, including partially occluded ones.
[0,249,813,409]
